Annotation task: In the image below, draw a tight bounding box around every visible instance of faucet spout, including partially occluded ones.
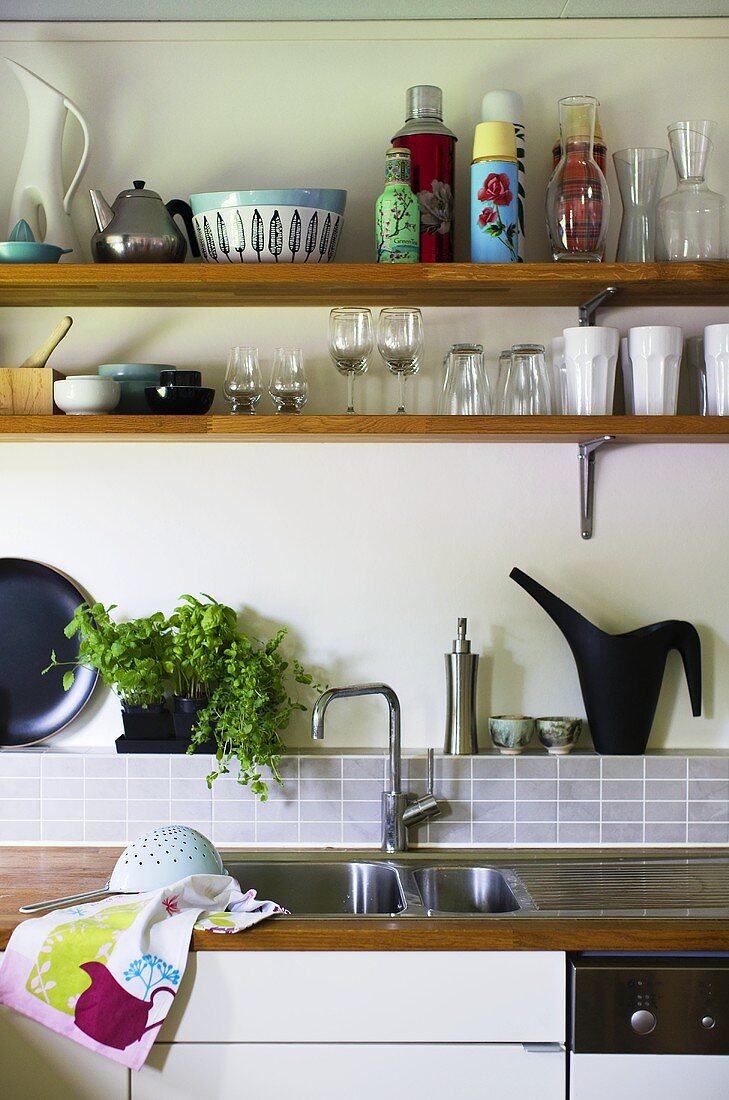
[311,683,438,852]
[311,683,401,794]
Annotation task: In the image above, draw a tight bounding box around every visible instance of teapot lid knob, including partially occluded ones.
[133,180,146,190]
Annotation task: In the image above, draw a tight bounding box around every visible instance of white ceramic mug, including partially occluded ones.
[562,326,620,415]
[627,326,683,415]
[704,324,729,415]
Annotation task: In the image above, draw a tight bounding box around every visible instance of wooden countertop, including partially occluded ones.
[3,847,729,953]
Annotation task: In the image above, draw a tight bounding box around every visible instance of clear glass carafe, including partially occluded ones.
[613,147,668,262]
[656,120,728,261]
[546,95,610,262]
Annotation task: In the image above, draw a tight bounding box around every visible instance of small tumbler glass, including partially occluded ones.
[269,347,308,414]
[224,346,263,414]
[501,344,553,415]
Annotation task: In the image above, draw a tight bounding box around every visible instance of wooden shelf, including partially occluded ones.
[1,261,728,308]
[2,415,729,442]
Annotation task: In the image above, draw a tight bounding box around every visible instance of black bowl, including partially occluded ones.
[159,369,202,388]
[144,385,215,415]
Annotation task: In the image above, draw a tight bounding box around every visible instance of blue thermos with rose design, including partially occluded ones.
[471,121,519,263]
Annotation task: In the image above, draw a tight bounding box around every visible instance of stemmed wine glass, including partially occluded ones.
[328,307,374,414]
[376,307,424,414]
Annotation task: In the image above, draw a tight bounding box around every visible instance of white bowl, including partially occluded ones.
[193,205,344,264]
[54,375,121,415]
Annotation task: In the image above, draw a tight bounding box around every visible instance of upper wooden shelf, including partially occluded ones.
[1,261,728,308]
[2,415,729,443]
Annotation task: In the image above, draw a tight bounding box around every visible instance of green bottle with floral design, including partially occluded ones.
[375,147,420,263]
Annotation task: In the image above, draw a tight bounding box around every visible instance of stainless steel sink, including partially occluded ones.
[226,860,406,915]
[225,854,729,919]
[412,866,522,915]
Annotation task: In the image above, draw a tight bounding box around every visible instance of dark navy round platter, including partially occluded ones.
[0,559,98,746]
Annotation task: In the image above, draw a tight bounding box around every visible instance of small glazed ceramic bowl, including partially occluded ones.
[489,715,536,755]
[98,364,172,414]
[537,717,582,755]
[54,375,120,415]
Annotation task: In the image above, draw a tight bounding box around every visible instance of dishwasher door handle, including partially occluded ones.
[522,1043,565,1054]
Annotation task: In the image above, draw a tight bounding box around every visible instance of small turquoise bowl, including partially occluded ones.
[189,189,347,217]
[489,715,536,756]
[98,364,175,414]
[0,241,72,263]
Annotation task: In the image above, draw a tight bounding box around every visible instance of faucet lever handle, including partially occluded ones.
[427,748,435,796]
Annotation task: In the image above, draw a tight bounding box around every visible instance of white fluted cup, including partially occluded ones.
[627,326,683,415]
[562,327,620,415]
[619,336,633,415]
[704,324,729,415]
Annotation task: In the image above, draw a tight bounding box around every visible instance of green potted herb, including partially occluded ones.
[164,594,237,742]
[44,602,172,740]
[190,627,318,800]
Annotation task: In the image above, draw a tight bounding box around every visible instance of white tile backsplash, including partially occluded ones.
[0,750,728,848]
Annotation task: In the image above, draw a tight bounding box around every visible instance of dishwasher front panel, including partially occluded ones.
[570,956,729,1056]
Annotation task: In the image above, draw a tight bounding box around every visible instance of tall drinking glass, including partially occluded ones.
[376,307,424,414]
[613,148,668,262]
[328,307,373,414]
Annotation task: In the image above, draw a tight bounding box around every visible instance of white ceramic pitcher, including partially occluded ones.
[6,58,90,256]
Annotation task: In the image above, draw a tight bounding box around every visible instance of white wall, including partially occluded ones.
[0,18,728,750]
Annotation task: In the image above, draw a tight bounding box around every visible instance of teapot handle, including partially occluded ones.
[166,199,201,259]
[62,97,91,214]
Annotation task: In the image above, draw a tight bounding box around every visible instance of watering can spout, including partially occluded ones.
[89,189,114,232]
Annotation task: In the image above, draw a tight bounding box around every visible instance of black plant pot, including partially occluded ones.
[172,695,209,742]
[121,703,173,741]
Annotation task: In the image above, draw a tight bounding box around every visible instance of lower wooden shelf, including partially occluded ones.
[1,414,729,442]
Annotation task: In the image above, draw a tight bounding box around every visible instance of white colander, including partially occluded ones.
[20,825,225,913]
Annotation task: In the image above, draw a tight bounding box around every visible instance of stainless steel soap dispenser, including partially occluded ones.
[444,617,479,755]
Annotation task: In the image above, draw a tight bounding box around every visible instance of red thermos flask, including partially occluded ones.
[391,85,457,263]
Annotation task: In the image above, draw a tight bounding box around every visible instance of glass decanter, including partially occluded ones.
[546,95,610,262]
[656,120,728,261]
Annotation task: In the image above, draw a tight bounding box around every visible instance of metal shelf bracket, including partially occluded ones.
[578,286,618,327]
[578,435,616,540]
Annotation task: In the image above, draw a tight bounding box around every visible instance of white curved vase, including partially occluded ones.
[6,58,90,257]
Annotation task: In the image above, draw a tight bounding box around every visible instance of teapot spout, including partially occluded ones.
[89,189,114,232]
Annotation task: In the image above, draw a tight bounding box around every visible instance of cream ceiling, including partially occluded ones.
[2,0,727,19]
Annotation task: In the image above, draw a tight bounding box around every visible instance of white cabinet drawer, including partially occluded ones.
[0,1005,128,1100]
[135,1041,566,1100]
[571,1053,729,1099]
[159,950,565,1044]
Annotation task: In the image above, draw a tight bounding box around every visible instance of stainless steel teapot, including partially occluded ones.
[89,180,200,263]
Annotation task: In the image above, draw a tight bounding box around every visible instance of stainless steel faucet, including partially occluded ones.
[311,683,441,853]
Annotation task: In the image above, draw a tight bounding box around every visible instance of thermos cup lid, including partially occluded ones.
[472,121,517,163]
[481,89,524,124]
[406,84,443,120]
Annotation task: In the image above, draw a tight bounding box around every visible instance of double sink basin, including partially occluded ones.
[226,854,729,919]
[227,859,528,917]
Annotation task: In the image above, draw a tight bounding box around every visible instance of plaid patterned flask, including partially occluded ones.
[546,95,610,262]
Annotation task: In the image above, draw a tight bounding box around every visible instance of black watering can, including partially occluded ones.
[510,567,702,755]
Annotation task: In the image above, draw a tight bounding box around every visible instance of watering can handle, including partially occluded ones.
[62,97,91,214]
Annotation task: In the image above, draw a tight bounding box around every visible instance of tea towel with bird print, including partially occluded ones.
[0,874,285,1069]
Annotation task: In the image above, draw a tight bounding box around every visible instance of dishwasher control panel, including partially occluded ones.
[570,956,729,1055]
